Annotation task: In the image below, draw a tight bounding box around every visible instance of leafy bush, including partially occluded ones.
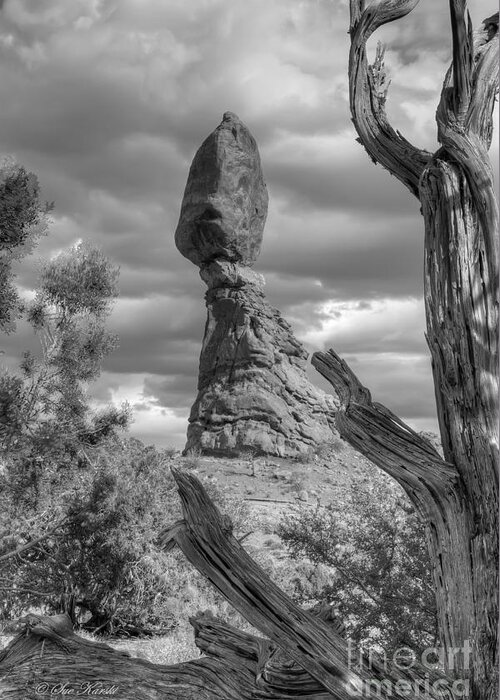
[278,469,437,656]
[0,158,50,333]
[1,439,171,630]
[0,434,263,636]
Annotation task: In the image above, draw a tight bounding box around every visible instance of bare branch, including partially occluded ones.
[448,0,474,118]
[0,516,69,568]
[348,0,431,197]
[467,12,499,145]
[311,349,459,515]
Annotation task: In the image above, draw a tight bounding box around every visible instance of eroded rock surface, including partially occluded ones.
[176,114,337,457]
[175,112,268,267]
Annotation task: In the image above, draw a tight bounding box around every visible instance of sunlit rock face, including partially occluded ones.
[175,113,336,457]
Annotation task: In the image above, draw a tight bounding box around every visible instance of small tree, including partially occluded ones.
[0,158,50,334]
[0,238,131,623]
[1,241,127,496]
[0,438,177,634]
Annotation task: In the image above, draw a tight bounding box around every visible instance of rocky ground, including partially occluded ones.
[172,438,383,555]
[181,438,376,508]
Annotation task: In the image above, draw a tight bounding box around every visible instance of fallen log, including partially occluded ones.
[0,608,342,699]
[0,611,290,700]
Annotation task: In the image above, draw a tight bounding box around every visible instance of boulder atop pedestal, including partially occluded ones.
[175,112,268,267]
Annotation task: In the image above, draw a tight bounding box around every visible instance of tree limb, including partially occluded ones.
[0,475,461,699]
[0,613,260,700]
[435,12,499,274]
[311,349,459,516]
[348,0,431,197]
[0,516,69,568]
[448,0,474,118]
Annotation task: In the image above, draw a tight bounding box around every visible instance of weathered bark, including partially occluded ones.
[341,3,499,698]
[0,612,260,700]
[348,0,431,197]
[0,608,348,699]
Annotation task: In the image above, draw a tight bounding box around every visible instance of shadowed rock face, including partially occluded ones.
[175,113,336,457]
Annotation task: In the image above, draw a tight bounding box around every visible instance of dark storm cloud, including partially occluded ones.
[266,150,418,216]
[142,374,198,414]
[264,241,423,300]
[259,274,339,316]
[103,296,204,375]
[375,3,451,66]
[317,303,429,357]
[261,209,425,302]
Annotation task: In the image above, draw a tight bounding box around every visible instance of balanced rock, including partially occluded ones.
[175,112,268,267]
[176,113,337,457]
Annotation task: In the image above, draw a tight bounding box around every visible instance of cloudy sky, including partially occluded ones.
[0,0,498,449]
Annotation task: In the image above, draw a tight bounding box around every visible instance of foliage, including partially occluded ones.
[0,167,247,637]
[278,470,437,656]
[0,241,128,505]
[182,446,202,470]
[0,158,51,333]
[1,439,172,631]
[0,207,134,630]
[0,429,260,635]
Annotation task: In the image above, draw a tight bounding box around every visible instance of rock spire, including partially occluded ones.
[175,112,336,456]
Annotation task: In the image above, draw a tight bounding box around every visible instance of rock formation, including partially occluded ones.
[175,112,336,457]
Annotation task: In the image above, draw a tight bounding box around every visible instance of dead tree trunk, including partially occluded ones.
[316,3,499,698]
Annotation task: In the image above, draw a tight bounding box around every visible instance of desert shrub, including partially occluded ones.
[288,471,308,495]
[1,434,265,636]
[163,446,179,459]
[183,446,202,470]
[0,439,180,632]
[0,237,136,630]
[278,470,436,656]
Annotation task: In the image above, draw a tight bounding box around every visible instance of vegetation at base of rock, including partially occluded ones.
[279,471,436,656]
[1,1,498,693]
[0,435,264,636]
